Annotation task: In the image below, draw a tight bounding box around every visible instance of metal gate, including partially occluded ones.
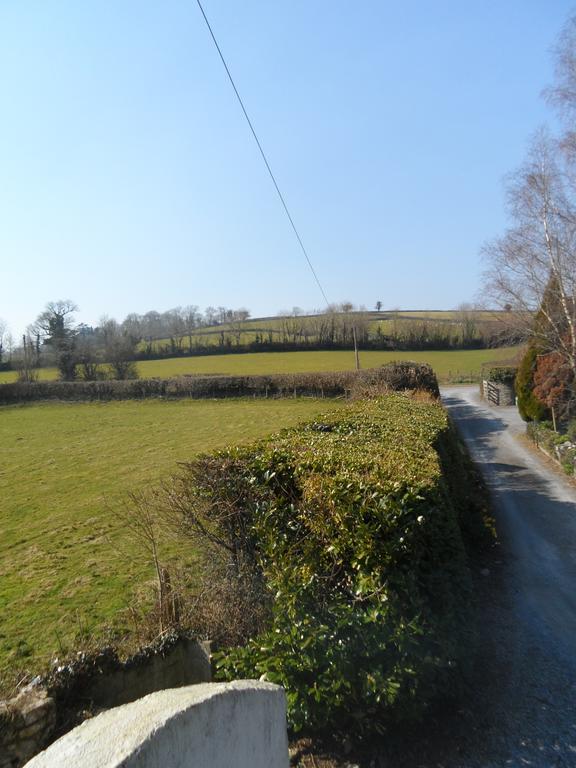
[486,381,500,406]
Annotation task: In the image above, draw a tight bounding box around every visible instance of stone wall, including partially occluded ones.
[482,379,516,406]
[0,687,56,768]
[0,637,210,768]
[25,681,289,768]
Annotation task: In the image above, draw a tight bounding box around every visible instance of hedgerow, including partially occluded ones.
[164,392,485,735]
[0,362,438,403]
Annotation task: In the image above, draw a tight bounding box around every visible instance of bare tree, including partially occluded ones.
[182,305,200,350]
[544,14,576,163]
[5,331,14,363]
[482,130,576,379]
[228,308,250,346]
[99,317,139,379]
[204,306,218,326]
[455,302,478,346]
[14,334,38,382]
[31,299,79,380]
[142,310,163,338]
[0,319,8,364]
[279,308,307,344]
[122,313,144,340]
[120,491,179,635]
[76,333,103,380]
[164,308,186,354]
[32,299,78,339]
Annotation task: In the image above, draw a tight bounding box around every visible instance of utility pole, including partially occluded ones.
[352,324,360,371]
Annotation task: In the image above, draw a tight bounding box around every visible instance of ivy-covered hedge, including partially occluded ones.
[170,393,486,734]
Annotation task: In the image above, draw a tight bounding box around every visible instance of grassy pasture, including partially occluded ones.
[0,367,58,383]
[137,347,520,380]
[0,397,340,684]
[0,346,521,386]
[382,309,502,320]
[140,309,508,351]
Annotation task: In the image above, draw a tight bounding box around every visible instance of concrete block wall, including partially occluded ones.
[25,681,289,768]
[82,638,211,709]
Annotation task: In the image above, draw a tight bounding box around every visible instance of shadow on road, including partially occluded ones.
[409,388,576,768]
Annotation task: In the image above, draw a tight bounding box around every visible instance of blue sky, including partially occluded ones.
[0,1,573,336]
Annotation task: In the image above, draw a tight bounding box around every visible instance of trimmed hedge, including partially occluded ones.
[168,392,484,734]
[484,365,516,384]
[0,362,439,404]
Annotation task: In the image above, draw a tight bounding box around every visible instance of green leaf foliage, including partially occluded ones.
[485,366,516,384]
[516,346,549,422]
[179,394,486,735]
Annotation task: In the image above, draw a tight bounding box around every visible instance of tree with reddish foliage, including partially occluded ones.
[533,351,575,428]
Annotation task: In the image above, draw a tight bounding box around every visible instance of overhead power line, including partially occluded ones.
[194,0,330,307]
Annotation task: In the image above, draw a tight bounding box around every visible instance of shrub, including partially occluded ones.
[485,365,516,384]
[516,346,549,422]
[160,393,485,735]
[0,363,439,404]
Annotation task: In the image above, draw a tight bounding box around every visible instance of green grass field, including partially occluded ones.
[140,309,508,351]
[138,347,516,381]
[0,346,521,385]
[0,367,58,383]
[381,310,501,320]
[137,347,520,380]
[0,397,340,685]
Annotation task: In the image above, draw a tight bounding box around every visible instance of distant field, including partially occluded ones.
[140,309,508,351]
[382,310,501,321]
[139,347,521,381]
[0,397,340,685]
[0,346,521,386]
[0,367,58,383]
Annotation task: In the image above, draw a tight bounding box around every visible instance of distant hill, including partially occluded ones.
[139,308,519,358]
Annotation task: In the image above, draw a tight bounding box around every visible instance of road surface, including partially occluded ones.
[422,385,576,767]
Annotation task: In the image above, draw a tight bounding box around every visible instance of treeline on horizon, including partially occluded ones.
[0,301,519,379]
[114,302,518,358]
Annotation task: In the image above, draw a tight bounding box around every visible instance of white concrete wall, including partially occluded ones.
[25,681,289,768]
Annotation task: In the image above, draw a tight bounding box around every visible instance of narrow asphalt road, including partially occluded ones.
[427,385,576,767]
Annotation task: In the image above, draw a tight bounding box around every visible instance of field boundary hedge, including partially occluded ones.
[147,390,488,735]
[0,362,439,404]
